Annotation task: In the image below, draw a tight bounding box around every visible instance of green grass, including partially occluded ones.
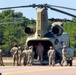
[3,57,12,60]
[2,57,76,66]
[4,62,12,66]
[74,57,76,60]
[4,63,24,66]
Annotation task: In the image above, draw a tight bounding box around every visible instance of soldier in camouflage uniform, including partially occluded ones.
[10,44,19,66]
[27,46,34,66]
[22,46,28,66]
[48,46,55,66]
[17,46,22,66]
[0,46,4,66]
[61,45,68,66]
[36,42,44,61]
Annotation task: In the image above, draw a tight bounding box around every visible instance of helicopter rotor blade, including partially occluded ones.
[48,5,76,11]
[0,4,37,10]
[0,4,76,18]
[0,4,48,10]
[47,6,76,18]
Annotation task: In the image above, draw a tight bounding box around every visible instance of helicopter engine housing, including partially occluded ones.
[52,25,63,36]
[25,25,35,34]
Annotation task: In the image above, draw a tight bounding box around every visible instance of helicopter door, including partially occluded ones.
[27,40,53,60]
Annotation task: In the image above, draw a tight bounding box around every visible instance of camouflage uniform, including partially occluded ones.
[0,47,4,66]
[36,43,44,61]
[27,46,34,66]
[22,47,28,66]
[10,45,19,66]
[61,45,68,66]
[17,47,22,66]
[48,46,55,66]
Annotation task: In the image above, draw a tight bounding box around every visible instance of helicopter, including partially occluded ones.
[0,4,75,66]
[24,4,74,65]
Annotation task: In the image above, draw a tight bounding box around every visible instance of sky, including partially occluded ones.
[0,0,76,20]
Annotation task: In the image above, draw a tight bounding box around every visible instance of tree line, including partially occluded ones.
[0,10,35,56]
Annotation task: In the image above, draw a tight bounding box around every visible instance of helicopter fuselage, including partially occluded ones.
[25,7,74,65]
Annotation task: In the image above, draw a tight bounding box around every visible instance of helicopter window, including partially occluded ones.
[61,41,66,46]
[55,39,59,45]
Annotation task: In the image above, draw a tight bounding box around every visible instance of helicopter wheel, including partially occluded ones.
[69,60,72,66]
[67,60,72,66]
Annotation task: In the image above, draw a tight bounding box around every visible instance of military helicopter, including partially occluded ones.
[0,4,75,65]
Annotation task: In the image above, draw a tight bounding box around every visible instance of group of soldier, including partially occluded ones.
[48,45,69,66]
[10,44,35,66]
[0,42,69,66]
[10,42,45,66]
[22,46,35,66]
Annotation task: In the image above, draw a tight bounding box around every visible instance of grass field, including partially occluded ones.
[3,57,24,66]
[74,57,76,60]
[2,57,76,66]
[4,63,12,66]
[3,57,76,60]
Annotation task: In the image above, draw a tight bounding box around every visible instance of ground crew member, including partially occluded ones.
[36,42,44,61]
[22,46,28,66]
[27,46,34,66]
[48,46,55,66]
[10,44,18,66]
[0,46,4,66]
[61,45,68,66]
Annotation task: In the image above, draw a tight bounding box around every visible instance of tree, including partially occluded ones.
[72,17,76,22]
[64,22,76,51]
[0,10,30,56]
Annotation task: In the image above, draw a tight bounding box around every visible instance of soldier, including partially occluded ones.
[0,46,4,66]
[61,45,68,66]
[22,46,28,66]
[36,42,44,61]
[10,44,18,66]
[17,46,22,66]
[48,46,55,66]
[27,46,34,66]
